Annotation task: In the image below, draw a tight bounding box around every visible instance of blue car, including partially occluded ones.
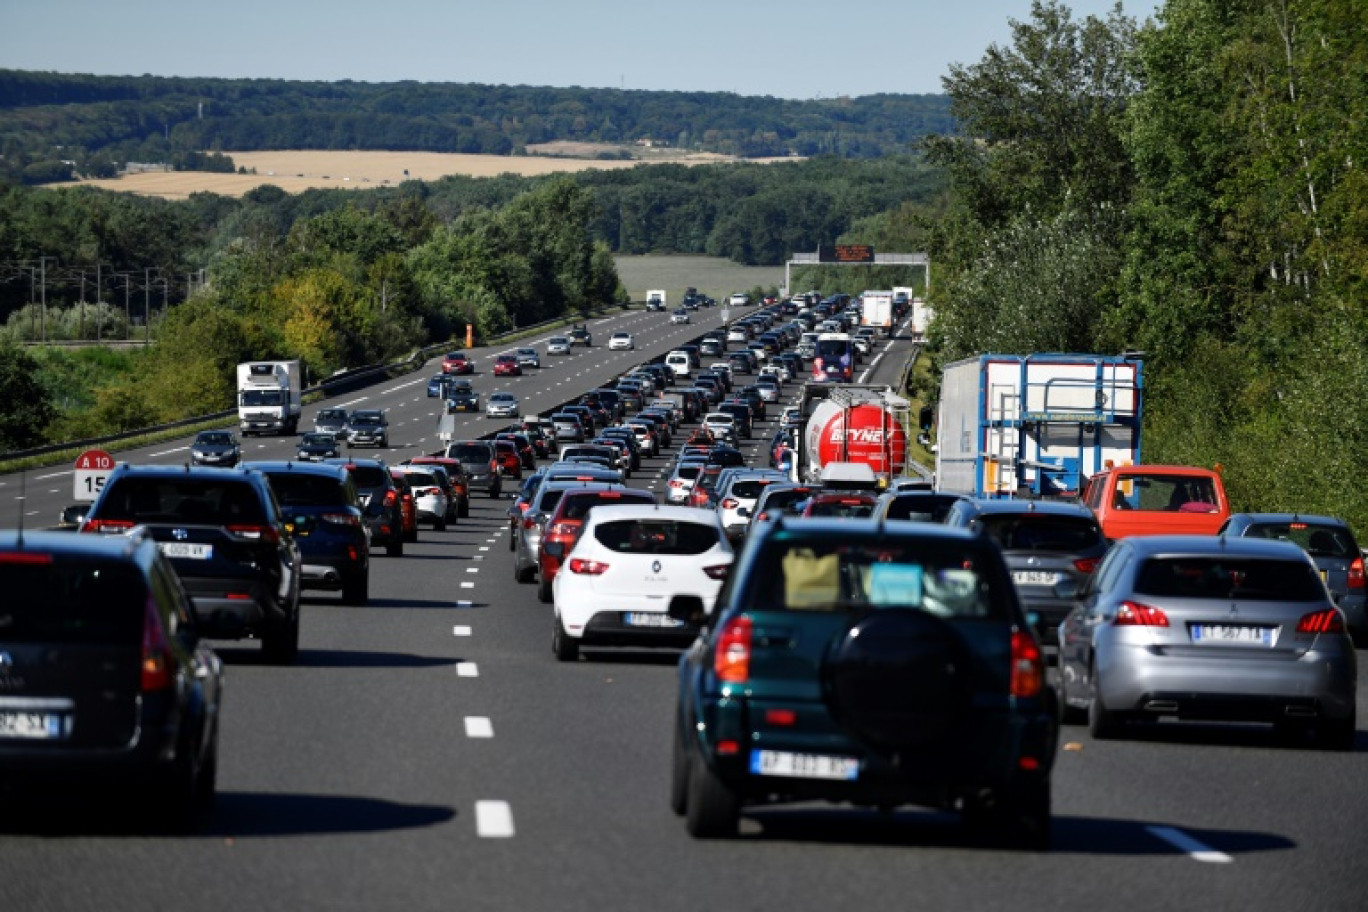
[427,374,449,398]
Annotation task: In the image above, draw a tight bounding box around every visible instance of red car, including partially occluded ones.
[442,351,473,374]
[536,487,656,602]
[493,354,522,377]
[492,439,523,479]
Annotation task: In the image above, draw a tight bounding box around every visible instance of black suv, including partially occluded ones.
[245,461,371,604]
[325,457,405,556]
[81,464,302,663]
[0,530,224,828]
[569,324,593,347]
[346,409,389,448]
[671,519,1057,847]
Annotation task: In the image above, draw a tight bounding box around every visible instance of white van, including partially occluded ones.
[665,350,692,380]
[728,292,751,307]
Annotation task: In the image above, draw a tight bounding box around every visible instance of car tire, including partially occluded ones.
[670,714,690,817]
[537,573,553,604]
[435,515,447,532]
[262,611,300,665]
[962,780,1051,851]
[1087,665,1122,740]
[386,535,404,557]
[515,560,536,584]
[405,525,418,543]
[684,749,739,838]
[1057,670,1087,725]
[490,486,501,499]
[459,499,470,518]
[1317,711,1357,751]
[552,615,579,662]
[342,571,369,606]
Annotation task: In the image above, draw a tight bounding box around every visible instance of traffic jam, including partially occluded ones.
[0,287,1361,859]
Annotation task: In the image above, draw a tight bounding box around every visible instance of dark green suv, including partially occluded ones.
[670,518,1057,847]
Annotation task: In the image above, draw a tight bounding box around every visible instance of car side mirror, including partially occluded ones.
[668,594,708,626]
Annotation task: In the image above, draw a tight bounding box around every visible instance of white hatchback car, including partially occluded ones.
[608,332,635,351]
[391,466,450,532]
[726,328,748,344]
[552,505,733,660]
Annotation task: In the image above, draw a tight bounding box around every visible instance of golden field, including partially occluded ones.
[70,146,776,200]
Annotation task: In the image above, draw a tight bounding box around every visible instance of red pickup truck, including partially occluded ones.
[1081,465,1230,541]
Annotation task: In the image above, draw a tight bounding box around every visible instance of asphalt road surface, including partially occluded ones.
[1,310,1365,912]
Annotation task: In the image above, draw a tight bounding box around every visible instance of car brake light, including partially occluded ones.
[1297,608,1346,634]
[1114,600,1170,627]
[228,524,281,544]
[1349,556,1365,591]
[568,558,609,575]
[0,551,53,564]
[141,596,174,692]
[721,498,739,510]
[714,615,752,683]
[549,521,582,536]
[669,479,685,488]
[383,490,397,507]
[1010,629,1045,697]
[1073,557,1100,574]
[703,564,730,580]
[81,518,134,534]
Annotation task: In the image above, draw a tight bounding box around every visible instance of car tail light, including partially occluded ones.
[1010,629,1045,698]
[721,498,739,510]
[1349,556,1365,591]
[549,521,582,537]
[714,615,752,683]
[321,513,361,527]
[1114,600,1170,627]
[703,564,730,580]
[1073,557,1100,574]
[81,518,134,534]
[1297,608,1346,634]
[568,558,609,575]
[669,479,685,488]
[383,490,397,507]
[227,523,281,544]
[764,709,796,726]
[522,515,538,530]
[141,596,174,693]
[0,551,53,564]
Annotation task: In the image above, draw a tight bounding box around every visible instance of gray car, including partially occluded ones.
[445,440,502,498]
[190,430,241,467]
[1219,513,1366,644]
[547,336,572,356]
[943,499,1108,645]
[515,347,542,368]
[314,407,349,440]
[1059,534,1357,748]
[485,392,521,419]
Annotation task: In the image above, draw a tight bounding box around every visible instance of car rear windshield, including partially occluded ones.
[265,473,349,507]
[317,410,347,423]
[730,479,776,499]
[1116,474,1220,512]
[1244,522,1357,558]
[977,515,1103,552]
[594,519,718,555]
[675,465,703,480]
[301,434,335,446]
[347,466,389,489]
[99,478,266,524]
[0,558,145,644]
[1135,557,1324,601]
[401,471,438,488]
[807,498,875,519]
[749,537,1006,618]
[449,444,492,462]
[560,491,654,520]
[758,489,812,514]
[884,494,963,522]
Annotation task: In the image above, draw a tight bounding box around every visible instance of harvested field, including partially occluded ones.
[613,254,785,304]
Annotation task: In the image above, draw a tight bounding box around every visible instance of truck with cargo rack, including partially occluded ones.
[934,353,1143,499]
[237,360,303,436]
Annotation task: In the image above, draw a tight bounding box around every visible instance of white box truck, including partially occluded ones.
[910,298,934,342]
[646,289,667,311]
[860,291,894,335]
[237,360,303,436]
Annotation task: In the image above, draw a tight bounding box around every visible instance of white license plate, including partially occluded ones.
[623,612,684,628]
[160,542,213,559]
[1191,625,1275,646]
[750,750,859,781]
[1012,570,1060,586]
[0,712,66,740]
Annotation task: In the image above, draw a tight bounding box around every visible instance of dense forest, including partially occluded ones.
[854,0,1368,531]
[0,69,954,185]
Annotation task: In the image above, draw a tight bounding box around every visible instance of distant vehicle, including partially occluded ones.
[665,351,691,380]
[1081,465,1230,541]
[445,380,480,413]
[515,347,542,369]
[547,336,572,356]
[670,309,691,325]
[646,289,667,311]
[569,325,593,347]
[296,432,342,462]
[345,409,389,448]
[811,334,854,383]
[442,352,474,374]
[313,407,350,439]
[608,331,635,351]
[493,354,523,377]
[445,440,503,498]
[325,457,407,557]
[728,292,751,307]
[860,290,894,335]
[485,391,521,419]
[190,430,241,468]
[237,360,302,436]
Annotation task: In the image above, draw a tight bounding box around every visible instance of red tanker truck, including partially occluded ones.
[793,384,912,486]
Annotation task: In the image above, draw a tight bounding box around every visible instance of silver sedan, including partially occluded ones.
[1059,534,1357,748]
[485,392,521,419]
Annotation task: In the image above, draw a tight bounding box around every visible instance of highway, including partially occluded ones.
[0,308,1365,912]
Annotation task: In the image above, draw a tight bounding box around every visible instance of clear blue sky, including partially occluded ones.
[2,0,1157,99]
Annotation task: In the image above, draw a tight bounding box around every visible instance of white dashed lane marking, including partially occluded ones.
[464,717,494,738]
[456,662,479,677]
[453,625,472,636]
[475,801,515,838]
[460,582,475,589]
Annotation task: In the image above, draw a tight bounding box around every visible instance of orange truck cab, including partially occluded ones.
[1081,465,1230,541]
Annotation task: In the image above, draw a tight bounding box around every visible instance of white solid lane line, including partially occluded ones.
[338,396,369,407]
[475,800,515,838]
[464,717,494,738]
[149,446,190,457]
[1146,826,1233,863]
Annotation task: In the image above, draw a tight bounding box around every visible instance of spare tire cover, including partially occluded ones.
[823,608,972,751]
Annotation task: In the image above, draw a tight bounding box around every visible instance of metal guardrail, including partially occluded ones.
[1,306,629,463]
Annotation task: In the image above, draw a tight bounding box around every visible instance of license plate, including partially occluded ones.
[623,612,684,628]
[750,750,859,781]
[159,542,213,560]
[1190,624,1276,646]
[1012,570,1060,586]
[0,712,66,740]
[359,494,371,507]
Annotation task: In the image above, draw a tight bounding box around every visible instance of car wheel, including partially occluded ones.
[962,780,1051,851]
[386,535,404,557]
[552,615,579,662]
[684,748,739,838]
[405,524,418,543]
[515,559,536,584]
[1317,711,1357,751]
[1087,664,1122,740]
[342,571,369,606]
[459,499,470,519]
[1057,668,1087,725]
[262,610,300,665]
[537,573,553,604]
[490,485,501,499]
[670,713,691,816]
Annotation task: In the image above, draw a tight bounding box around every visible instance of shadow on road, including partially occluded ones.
[212,647,464,669]
[742,807,1296,856]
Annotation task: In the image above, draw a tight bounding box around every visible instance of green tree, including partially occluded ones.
[0,340,57,451]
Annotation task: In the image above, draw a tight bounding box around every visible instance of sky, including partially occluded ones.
[1,0,1159,100]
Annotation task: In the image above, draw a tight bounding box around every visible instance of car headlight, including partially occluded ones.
[192,450,206,458]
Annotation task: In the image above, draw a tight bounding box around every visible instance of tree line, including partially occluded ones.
[0,69,954,185]
[855,0,1368,532]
